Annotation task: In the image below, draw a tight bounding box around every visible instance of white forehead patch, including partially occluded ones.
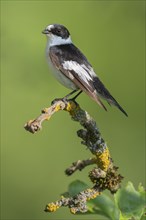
[47,24,54,31]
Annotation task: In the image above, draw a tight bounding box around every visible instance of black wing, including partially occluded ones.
[49,44,107,110]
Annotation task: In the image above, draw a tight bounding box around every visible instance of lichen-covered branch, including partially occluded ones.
[24,99,123,214]
[45,186,101,214]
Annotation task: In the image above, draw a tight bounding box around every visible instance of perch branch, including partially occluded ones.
[24,99,123,214]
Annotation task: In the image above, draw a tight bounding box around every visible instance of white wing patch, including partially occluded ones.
[63,61,95,85]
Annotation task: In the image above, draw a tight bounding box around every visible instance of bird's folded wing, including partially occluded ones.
[49,50,107,110]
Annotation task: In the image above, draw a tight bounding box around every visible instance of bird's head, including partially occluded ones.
[42,24,72,46]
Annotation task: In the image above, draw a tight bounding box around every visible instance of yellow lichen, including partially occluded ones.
[86,190,100,201]
[86,188,92,192]
[46,203,59,212]
[91,191,100,199]
[96,148,110,171]
[65,101,77,112]
[70,207,76,214]
[55,104,62,112]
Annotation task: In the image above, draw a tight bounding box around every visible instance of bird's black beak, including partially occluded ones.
[42,29,50,34]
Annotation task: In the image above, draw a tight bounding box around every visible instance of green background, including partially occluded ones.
[1,1,145,219]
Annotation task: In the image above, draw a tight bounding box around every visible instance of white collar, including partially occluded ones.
[48,34,72,47]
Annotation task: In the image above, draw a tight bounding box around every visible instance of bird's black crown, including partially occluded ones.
[50,24,70,39]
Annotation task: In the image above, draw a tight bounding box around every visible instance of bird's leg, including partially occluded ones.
[70,90,82,101]
[64,90,78,99]
[51,90,78,105]
[64,90,82,102]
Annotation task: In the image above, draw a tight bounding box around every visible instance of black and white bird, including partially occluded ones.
[42,24,128,116]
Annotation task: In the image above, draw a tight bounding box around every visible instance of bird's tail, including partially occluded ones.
[108,98,128,117]
[98,95,128,117]
[92,76,128,117]
[115,101,128,117]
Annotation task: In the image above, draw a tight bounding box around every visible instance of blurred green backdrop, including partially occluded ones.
[1,1,145,219]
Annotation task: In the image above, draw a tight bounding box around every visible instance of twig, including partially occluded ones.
[65,158,97,176]
[24,100,66,133]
